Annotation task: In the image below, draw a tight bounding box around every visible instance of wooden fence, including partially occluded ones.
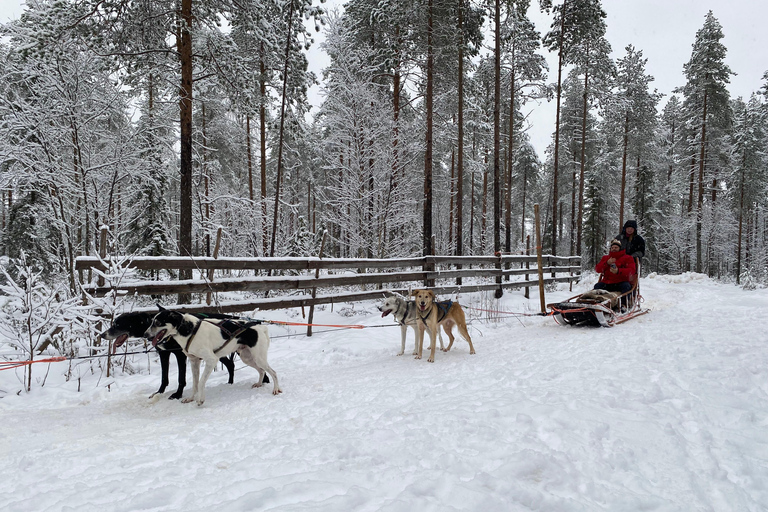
[75,253,582,316]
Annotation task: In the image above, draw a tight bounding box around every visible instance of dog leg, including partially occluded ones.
[457,322,475,355]
[415,325,424,360]
[190,358,217,406]
[151,349,171,398]
[427,324,437,363]
[398,325,407,356]
[168,350,187,399]
[442,321,456,352]
[220,354,235,385]
[239,346,281,395]
[181,356,201,404]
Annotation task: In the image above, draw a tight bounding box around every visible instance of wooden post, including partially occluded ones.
[425,235,436,288]
[534,204,546,314]
[524,235,530,299]
[97,226,108,288]
[307,231,327,337]
[206,227,222,306]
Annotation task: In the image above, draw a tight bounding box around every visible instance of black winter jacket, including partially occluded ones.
[617,220,646,260]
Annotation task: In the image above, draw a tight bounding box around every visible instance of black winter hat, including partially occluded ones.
[623,220,638,231]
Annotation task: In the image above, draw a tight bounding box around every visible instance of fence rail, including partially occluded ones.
[76,254,582,315]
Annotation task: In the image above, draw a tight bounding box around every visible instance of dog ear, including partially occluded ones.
[157,304,166,312]
[410,289,419,297]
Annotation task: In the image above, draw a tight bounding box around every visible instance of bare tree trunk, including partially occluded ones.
[449,148,455,245]
[506,42,515,254]
[577,67,589,255]
[619,112,628,230]
[551,0,567,256]
[202,103,211,256]
[696,88,708,273]
[178,0,193,300]
[492,0,501,257]
[269,0,296,258]
[456,0,464,264]
[260,44,269,257]
[423,0,434,259]
[246,115,254,201]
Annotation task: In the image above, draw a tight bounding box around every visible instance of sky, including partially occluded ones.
[2,0,766,158]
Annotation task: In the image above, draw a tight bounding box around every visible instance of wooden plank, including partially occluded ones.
[95,274,580,316]
[75,253,578,273]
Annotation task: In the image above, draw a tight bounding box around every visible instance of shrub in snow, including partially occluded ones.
[0,252,83,392]
[740,269,763,291]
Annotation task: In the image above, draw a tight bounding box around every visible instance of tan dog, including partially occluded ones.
[411,289,475,363]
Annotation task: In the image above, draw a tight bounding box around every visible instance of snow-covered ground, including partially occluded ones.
[1,274,767,511]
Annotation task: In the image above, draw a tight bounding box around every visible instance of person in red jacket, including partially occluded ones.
[594,239,636,294]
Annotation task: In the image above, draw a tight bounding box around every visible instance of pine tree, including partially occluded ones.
[677,11,734,273]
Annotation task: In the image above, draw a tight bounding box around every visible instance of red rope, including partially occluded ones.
[0,356,67,371]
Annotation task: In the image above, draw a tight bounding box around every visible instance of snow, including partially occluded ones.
[2,274,768,511]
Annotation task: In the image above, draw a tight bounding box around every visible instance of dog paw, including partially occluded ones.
[181,397,194,404]
[169,393,183,400]
[470,349,476,354]
[396,352,404,356]
[272,389,282,395]
[251,382,263,388]
[428,358,435,363]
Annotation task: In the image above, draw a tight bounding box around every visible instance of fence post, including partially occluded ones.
[525,235,530,299]
[307,230,327,337]
[534,204,546,314]
[206,227,222,306]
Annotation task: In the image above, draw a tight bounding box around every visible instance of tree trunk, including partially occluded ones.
[506,42,515,254]
[619,112,628,231]
[576,67,589,255]
[269,0,296,258]
[456,0,464,264]
[260,44,269,256]
[423,0,434,258]
[492,0,501,257]
[178,0,193,302]
[696,87,708,273]
[551,0,567,256]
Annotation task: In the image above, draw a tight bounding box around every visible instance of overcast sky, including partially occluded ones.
[3,0,766,158]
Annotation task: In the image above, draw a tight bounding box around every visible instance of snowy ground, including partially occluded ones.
[1,274,768,512]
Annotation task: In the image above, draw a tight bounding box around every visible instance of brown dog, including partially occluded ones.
[411,289,475,362]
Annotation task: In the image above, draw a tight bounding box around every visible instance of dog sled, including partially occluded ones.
[547,261,649,327]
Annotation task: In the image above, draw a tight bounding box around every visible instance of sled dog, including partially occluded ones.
[143,307,280,405]
[411,289,475,362]
[379,293,427,357]
[100,311,245,400]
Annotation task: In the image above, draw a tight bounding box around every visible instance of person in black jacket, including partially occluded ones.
[617,220,645,261]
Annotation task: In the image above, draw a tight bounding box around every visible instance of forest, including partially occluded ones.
[1,0,767,295]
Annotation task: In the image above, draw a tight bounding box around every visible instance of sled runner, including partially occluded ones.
[547,260,648,327]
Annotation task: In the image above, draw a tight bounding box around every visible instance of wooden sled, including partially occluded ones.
[547,260,648,327]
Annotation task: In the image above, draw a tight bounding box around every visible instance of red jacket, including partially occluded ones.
[595,249,636,284]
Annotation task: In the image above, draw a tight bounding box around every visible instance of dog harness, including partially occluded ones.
[209,320,261,354]
[395,301,412,326]
[419,300,453,326]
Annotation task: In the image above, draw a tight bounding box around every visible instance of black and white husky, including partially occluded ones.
[144,307,281,405]
[101,311,247,400]
[378,293,446,356]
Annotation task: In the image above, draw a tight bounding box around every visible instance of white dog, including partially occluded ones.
[144,307,280,405]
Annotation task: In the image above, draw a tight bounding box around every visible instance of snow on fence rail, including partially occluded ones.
[75,254,581,315]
